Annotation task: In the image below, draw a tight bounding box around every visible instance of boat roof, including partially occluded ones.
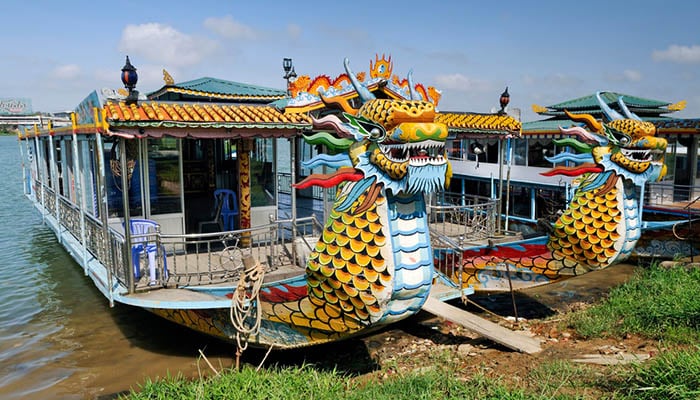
[147,76,286,103]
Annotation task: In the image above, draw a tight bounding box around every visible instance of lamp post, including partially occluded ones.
[121,56,139,105]
[498,87,510,115]
[283,57,297,96]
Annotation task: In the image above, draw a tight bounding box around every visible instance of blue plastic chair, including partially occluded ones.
[126,218,168,284]
[214,189,238,231]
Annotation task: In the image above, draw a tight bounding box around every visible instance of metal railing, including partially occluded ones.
[427,192,499,243]
[32,176,323,293]
[427,192,499,285]
[645,182,700,206]
[152,216,322,288]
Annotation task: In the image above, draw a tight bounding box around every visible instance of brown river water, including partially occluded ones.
[0,136,642,399]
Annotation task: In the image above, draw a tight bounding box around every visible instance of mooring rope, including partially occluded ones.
[230,256,265,368]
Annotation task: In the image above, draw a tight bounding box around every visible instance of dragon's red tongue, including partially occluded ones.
[293,168,364,189]
[540,163,603,177]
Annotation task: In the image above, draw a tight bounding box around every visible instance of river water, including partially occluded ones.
[0,136,239,399]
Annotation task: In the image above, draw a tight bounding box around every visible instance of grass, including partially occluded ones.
[614,347,700,400]
[122,263,700,399]
[566,263,700,344]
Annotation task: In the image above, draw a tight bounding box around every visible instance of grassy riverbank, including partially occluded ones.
[122,263,700,399]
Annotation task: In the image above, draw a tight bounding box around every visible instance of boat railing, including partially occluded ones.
[645,182,700,208]
[147,215,323,289]
[427,192,499,243]
[427,192,499,283]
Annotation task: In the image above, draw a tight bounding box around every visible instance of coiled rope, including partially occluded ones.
[230,255,265,369]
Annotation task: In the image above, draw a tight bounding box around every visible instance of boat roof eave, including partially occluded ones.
[106,125,307,140]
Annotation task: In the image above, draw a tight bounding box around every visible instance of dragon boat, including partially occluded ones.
[434,93,673,292]
[18,56,529,350]
[18,53,688,352]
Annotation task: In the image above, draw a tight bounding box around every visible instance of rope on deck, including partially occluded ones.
[230,255,265,369]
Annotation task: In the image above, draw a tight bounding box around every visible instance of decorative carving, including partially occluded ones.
[163,69,174,85]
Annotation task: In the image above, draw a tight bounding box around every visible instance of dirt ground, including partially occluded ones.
[250,262,658,395]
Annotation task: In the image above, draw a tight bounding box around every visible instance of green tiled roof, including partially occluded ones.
[547,91,669,110]
[534,91,677,118]
[523,116,700,134]
[148,77,286,102]
[174,77,286,97]
[522,118,576,133]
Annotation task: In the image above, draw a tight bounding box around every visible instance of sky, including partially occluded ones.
[3,0,700,122]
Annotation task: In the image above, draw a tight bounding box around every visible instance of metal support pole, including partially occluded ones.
[17,134,27,195]
[504,138,512,232]
[290,135,297,261]
[119,137,135,293]
[35,134,46,223]
[497,140,504,234]
[49,132,61,242]
[94,116,114,306]
[72,116,89,273]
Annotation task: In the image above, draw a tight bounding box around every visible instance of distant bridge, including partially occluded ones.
[0,114,71,128]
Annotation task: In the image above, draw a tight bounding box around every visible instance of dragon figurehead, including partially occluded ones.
[543,92,668,270]
[457,92,669,292]
[261,59,453,342]
[297,58,451,200]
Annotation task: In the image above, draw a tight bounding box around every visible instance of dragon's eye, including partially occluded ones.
[344,113,387,142]
[607,128,631,146]
[358,120,386,142]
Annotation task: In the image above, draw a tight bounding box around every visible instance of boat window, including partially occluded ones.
[105,139,143,218]
[484,139,499,164]
[535,188,566,220]
[61,137,76,202]
[512,138,527,166]
[148,138,182,215]
[527,139,554,168]
[43,140,53,189]
[79,138,99,218]
[223,139,237,161]
[40,140,51,188]
[505,185,532,218]
[251,138,275,207]
[447,139,462,160]
[461,178,492,198]
[55,138,64,196]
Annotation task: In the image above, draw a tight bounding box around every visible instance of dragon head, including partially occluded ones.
[347,98,450,194]
[543,92,667,186]
[297,59,451,196]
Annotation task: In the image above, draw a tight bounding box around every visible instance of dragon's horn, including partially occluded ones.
[407,69,417,100]
[344,58,375,103]
[596,91,624,121]
[320,91,358,115]
[617,96,642,121]
[565,110,603,133]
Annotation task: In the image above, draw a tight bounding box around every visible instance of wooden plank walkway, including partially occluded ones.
[422,295,542,354]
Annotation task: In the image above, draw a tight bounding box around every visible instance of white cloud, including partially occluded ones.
[623,69,642,81]
[652,44,700,64]
[434,73,491,92]
[204,16,258,40]
[118,23,218,67]
[286,24,302,40]
[51,64,81,80]
[522,73,583,87]
[606,69,643,83]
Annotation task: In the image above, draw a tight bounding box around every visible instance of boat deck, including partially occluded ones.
[132,244,306,291]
